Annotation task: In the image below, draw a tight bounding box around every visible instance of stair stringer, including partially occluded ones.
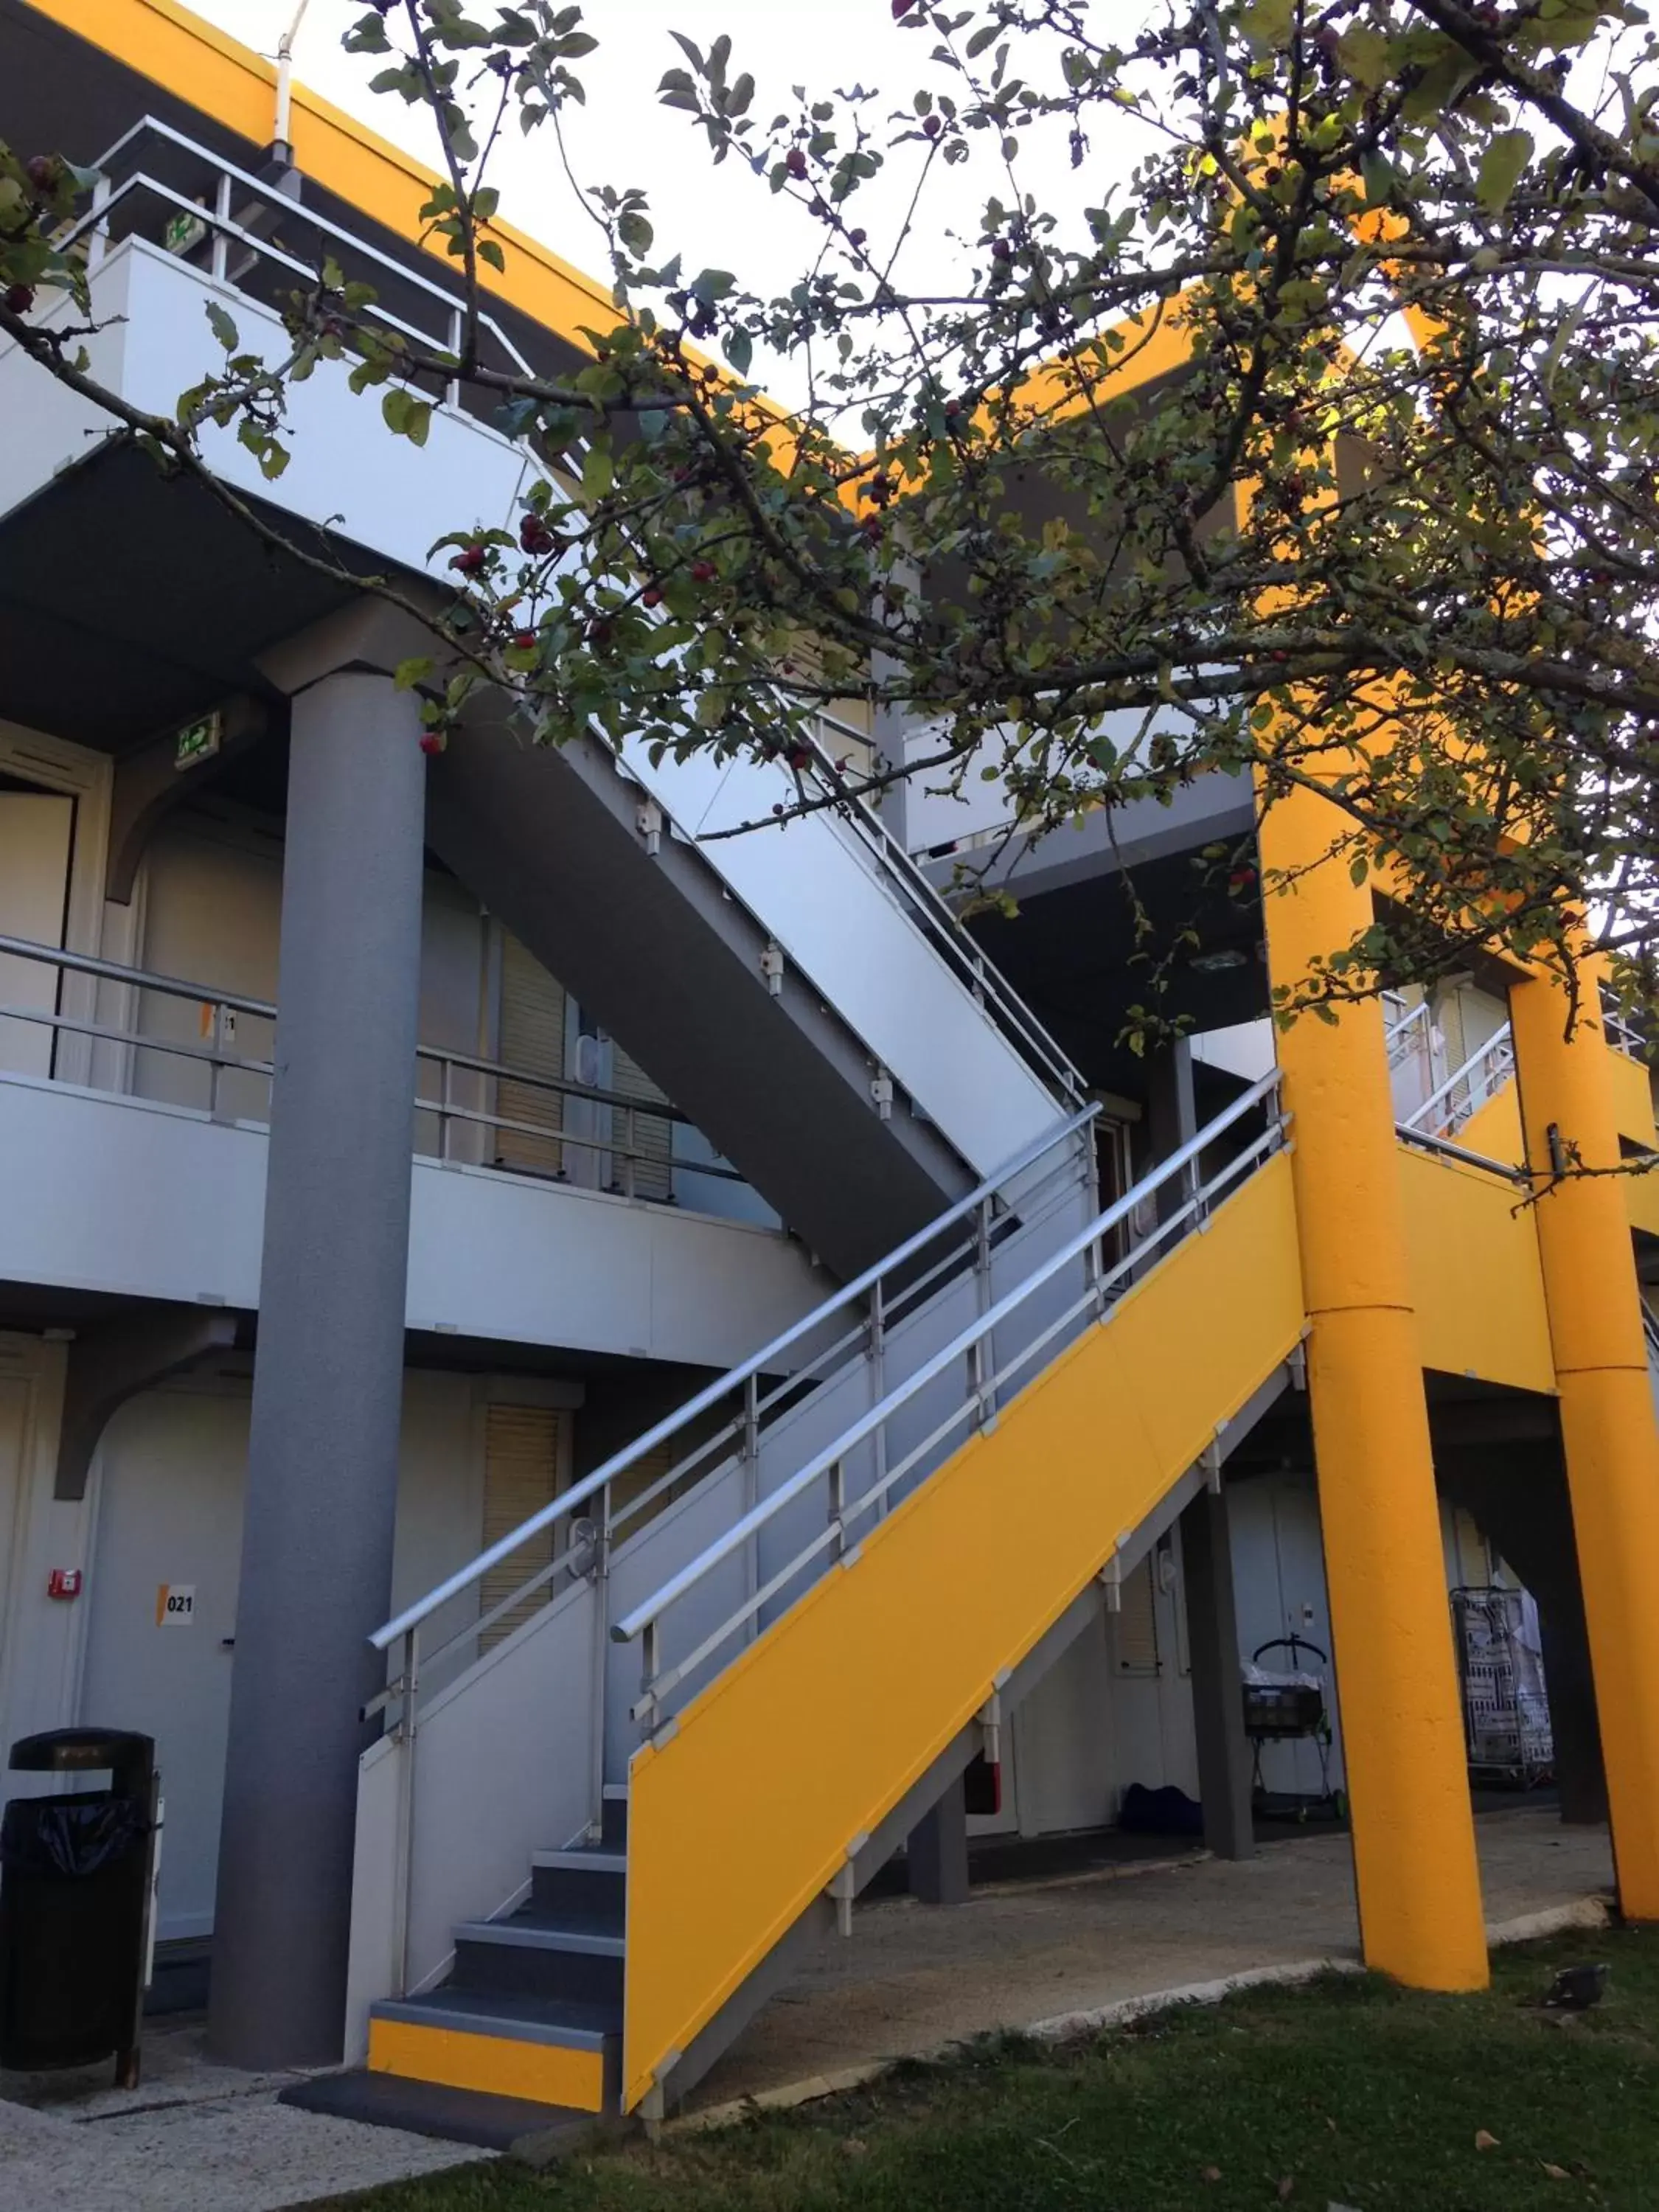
[648,1349,1301,2117]
[620,1150,1307,2115]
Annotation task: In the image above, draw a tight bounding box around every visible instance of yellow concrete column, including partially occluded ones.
[1260,777,1488,1989]
[1510,960,1659,1916]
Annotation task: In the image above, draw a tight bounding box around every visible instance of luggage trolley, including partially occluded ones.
[1450,1587,1554,1787]
[1242,1635,1343,1819]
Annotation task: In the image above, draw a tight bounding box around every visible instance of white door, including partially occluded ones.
[79,1390,246,1941]
[0,791,74,1078]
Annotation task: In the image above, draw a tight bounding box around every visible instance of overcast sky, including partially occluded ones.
[183,1,1156,398]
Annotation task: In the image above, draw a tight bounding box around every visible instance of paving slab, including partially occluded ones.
[685,1809,1615,2114]
[0,2017,480,2212]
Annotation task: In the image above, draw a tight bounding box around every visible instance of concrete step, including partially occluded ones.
[367,1988,620,2114]
[280,2066,615,2156]
[452,1907,625,2006]
[531,1843,626,1920]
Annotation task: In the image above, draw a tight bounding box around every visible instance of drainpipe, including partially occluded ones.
[271,1,312,167]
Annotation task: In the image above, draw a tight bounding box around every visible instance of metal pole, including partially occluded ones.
[742,1371,759,1640]
[391,1626,420,2000]
[869,1278,888,1520]
[586,1488,610,1842]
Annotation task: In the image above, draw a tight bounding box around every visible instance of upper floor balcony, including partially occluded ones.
[0,927,832,1372]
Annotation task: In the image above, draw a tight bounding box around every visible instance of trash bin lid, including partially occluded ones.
[7,1728,155,1773]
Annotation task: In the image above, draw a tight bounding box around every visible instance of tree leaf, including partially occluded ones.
[1476,129,1533,215]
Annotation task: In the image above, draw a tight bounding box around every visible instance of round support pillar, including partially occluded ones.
[1260,776,1487,1991]
[1510,961,1659,1914]
[209,665,428,2067]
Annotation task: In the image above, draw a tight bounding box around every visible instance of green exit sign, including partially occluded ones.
[174,710,223,770]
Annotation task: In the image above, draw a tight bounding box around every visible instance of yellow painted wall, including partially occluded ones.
[1436,1062,1656,1248]
[1397,1144,1556,1394]
[621,1156,1305,2112]
[1456,1082,1524,1168]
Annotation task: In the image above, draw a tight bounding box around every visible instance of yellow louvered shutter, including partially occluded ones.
[496,933,566,1175]
[1113,1557,1161,1674]
[610,1043,674,1201]
[479,1404,565,1649]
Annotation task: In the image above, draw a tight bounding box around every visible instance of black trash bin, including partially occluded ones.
[0,1728,159,2085]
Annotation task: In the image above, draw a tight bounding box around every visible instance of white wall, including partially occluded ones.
[15,1366,568,1941]
[0,1076,829,1371]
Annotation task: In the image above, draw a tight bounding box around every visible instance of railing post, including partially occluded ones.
[741,1371,759,1641]
[390,1625,420,2001]
[640,1615,660,1733]
[207,1001,232,1121]
[828,1457,846,1560]
[211,170,232,285]
[587,1486,611,1843]
[445,307,463,410]
[869,1278,888,1521]
[970,1194,997,1426]
[439,1055,453,1164]
[86,173,111,275]
[622,1105,636,1200]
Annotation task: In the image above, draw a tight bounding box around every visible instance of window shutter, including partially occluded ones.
[610,1044,674,1201]
[496,932,566,1175]
[479,1403,564,1649]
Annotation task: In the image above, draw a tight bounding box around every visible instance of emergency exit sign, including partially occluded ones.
[175,710,222,770]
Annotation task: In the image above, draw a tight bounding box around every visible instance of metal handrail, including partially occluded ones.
[63,114,535,378]
[1383,994,1432,1069]
[1402,1023,1515,1138]
[369,1098,1099,1651]
[56,120,1080,1113]
[1603,989,1647,1060]
[0,931,734,1189]
[801,713,1086,1107]
[1394,1120,1526,1182]
[612,1071,1284,1666]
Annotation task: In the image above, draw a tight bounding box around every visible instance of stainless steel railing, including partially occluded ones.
[47,116,1082,1116]
[804,712,1087,1107]
[0,931,740,1202]
[58,115,538,411]
[369,1099,1101,1664]
[611,1072,1287,1725]
[1402,1023,1517,1143]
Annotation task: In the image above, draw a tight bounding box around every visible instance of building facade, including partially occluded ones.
[1,0,1657,2133]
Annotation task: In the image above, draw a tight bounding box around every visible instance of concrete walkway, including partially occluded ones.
[686,1809,1615,2116]
[0,2021,476,2212]
[0,1810,1613,2209]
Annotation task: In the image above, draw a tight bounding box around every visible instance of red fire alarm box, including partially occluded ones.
[46,1568,82,1601]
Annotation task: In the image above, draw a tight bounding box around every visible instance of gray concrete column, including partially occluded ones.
[1180,1485,1257,1859]
[1538,1593,1609,1826]
[209,666,427,2068]
[908,1772,970,1905]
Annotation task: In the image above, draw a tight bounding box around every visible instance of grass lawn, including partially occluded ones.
[321,1928,1659,2211]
